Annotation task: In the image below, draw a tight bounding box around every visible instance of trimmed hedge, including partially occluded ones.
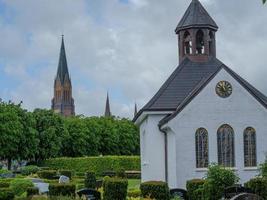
[21,165,40,176]
[0,180,10,188]
[103,178,128,200]
[59,170,72,179]
[49,184,76,197]
[27,187,39,197]
[37,170,57,179]
[186,179,205,200]
[140,181,170,200]
[245,178,267,199]
[0,188,15,200]
[43,156,140,176]
[10,179,34,196]
[85,171,96,189]
[128,189,141,198]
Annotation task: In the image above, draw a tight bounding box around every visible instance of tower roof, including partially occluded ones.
[104,93,112,117]
[175,0,218,33]
[56,36,70,84]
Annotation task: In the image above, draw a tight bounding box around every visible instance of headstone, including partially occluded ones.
[59,175,70,184]
[230,193,263,200]
[29,178,49,194]
[77,189,101,200]
[170,188,188,200]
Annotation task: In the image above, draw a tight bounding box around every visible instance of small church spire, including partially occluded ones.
[104,92,112,117]
[134,103,138,117]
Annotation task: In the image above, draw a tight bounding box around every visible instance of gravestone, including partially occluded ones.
[230,193,263,200]
[170,188,188,200]
[77,189,101,200]
[29,178,49,194]
[59,175,70,184]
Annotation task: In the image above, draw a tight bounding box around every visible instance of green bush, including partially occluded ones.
[75,172,85,177]
[9,179,34,196]
[0,188,15,200]
[202,164,239,200]
[116,168,126,178]
[260,161,267,178]
[140,181,170,200]
[43,156,140,176]
[128,189,141,198]
[21,165,40,176]
[186,179,205,200]
[0,170,10,175]
[0,179,10,188]
[37,170,57,179]
[245,177,267,199]
[26,187,39,197]
[103,178,128,200]
[49,184,76,197]
[59,170,72,180]
[84,171,96,189]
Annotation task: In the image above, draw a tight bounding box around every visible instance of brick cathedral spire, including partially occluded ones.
[51,36,75,117]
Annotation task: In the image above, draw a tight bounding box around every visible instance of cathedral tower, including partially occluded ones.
[51,36,75,117]
[176,0,218,63]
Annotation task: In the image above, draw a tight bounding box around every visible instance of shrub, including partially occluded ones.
[0,170,10,175]
[260,161,267,178]
[116,168,126,178]
[245,177,267,199]
[186,179,205,200]
[10,179,34,196]
[59,170,72,180]
[75,172,85,177]
[202,164,239,200]
[27,187,39,197]
[0,179,11,188]
[126,171,141,179]
[140,181,170,200]
[0,188,15,200]
[37,170,57,179]
[49,184,76,197]
[21,165,40,176]
[103,178,128,200]
[128,189,141,198]
[84,171,96,189]
[43,156,140,176]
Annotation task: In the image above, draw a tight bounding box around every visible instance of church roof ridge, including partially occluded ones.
[175,0,218,33]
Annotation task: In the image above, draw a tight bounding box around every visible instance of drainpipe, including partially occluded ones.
[158,124,168,183]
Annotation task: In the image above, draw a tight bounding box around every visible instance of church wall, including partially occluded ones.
[166,69,267,189]
[140,114,167,183]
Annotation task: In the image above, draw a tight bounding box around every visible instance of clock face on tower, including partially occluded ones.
[216,81,232,98]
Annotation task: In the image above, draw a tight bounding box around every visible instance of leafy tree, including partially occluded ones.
[263,0,266,4]
[62,116,99,157]
[32,109,65,162]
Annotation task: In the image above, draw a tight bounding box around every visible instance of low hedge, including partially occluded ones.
[21,165,40,176]
[186,179,206,200]
[85,171,96,189]
[128,189,141,198]
[27,187,39,197]
[0,180,10,188]
[10,179,34,196]
[43,156,140,176]
[37,170,57,179]
[49,184,76,197]
[245,177,267,199]
[140,181,170,200]
[103,178,128,200]
[0,188,15,200]
[59,170,72,179]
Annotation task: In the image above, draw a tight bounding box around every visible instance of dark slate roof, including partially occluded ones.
[134,58,267,123]
[157,61,267,126]
[175,0,218,33]
[56,36,70,84]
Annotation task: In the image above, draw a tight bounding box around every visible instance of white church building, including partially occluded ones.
[134,0,267,189]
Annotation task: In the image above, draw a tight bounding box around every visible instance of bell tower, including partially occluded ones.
[175,0,218,63]
[51,36,75,117]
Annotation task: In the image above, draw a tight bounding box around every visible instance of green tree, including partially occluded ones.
[32,109,65,162]
[263,0,266,4]
[62,116,99,157]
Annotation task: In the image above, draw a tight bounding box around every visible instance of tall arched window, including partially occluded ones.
[217,124,235,167]
[183,31,192,55]
[244,127,257,167]
[196,128,209,168]
[196,30,205,54]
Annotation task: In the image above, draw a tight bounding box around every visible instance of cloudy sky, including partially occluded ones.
[0,0,266,118]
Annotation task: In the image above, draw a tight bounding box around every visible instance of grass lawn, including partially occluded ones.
[128,179,141,190]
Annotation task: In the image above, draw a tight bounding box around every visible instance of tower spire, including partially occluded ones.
[57,35,70,84]
[104,92,112,117]
[134,103,138,117]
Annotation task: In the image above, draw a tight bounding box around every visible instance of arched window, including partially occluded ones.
[183,31,192,55]
[196,128,209,168]
[196,30,205,54]
[217,124,235,167]
[244,127,257,167]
